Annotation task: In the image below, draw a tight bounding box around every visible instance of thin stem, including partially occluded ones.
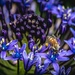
[17,59,19,75]
[24,71,27,75]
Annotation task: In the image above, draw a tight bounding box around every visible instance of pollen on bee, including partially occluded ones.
[45,43,49,47]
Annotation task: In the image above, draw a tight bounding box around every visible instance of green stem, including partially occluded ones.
[24,71,27,75]
[17,60,19,75]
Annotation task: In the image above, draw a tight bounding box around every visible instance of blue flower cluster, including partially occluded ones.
[37,0,75,33]
[0,29,75,75]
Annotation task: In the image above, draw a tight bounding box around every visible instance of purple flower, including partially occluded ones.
[62,8,72,21]
[60,8,72,33]
[5,43,26,61]
[23,51,40,72]
[34,57,48,75]
[68,12,75,26]
[0,38,18,60]
[70,28,75,37]
[22,0,33,7]
[44,0,60,12]
[51,5,64,18]
[38,43,50,52]
[60,22,67,33]
[64,37,75,55]
[51,66,71,75]
[28,38,36,51]
[44,50,69,72]
[28,38,50,53]
[44,0,54,11]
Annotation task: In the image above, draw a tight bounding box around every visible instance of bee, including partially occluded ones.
[46,36,60,50]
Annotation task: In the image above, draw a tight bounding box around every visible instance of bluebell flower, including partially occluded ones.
[28,42,47,58]
[52,7,72,33]
[68,12,75,26]
[60,8,72,33]
[64,37,75,56]
[28,38,36,51]
[38,43,50,52]
[60,22,67,33]
[0,38,18,60]
[44,0,60,12]
[51,5,64,18]
[28,38,50,53]
[31,43,50,53]
[5,43,26,61]
[44,50,69,72]
[62,8,72,20]
[64,28,75,55]
[22,0,33,7]
[44,0,54,11]
[23,50,40,72]
[34,56,49,75]
[70,28,75,37]
[51,66,71,75]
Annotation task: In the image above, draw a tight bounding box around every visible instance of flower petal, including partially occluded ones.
[59,50,73,56]
[64,39,72,49]
[9,40,18,46]
[66,50,73,56]
[5,56,17,61]
[44,59,51,64]
[52,63,59,72]
[66,67,71,75]
[36,53,47,58]
[8,40,18,50]
[51,71,57,75]
[20,43,26,52]
[58,56,69,61]
[41,64,49,74]
[23,50,28,59]
[70,28,75,37]
[0,51,6,59]
[39,44,50,52]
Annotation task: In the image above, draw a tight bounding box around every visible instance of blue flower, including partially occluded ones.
[23,51,40,72]
[60,8,72,33]
[44,0,61,12]
[38,43,50,52]
[44,50,69,72]
[63,28,75,56]
[70,28,75,37]
[0,38,18,60]
[64,37,75,55]
[34,57,48,75]
[51,5,64,18]
[28,38,50,53]
[5,43,26,61]
[68,12,75,26]
[28,38,36,52]
[22,0,33,7]
[51,66,71,75]
[44,0,55,11]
